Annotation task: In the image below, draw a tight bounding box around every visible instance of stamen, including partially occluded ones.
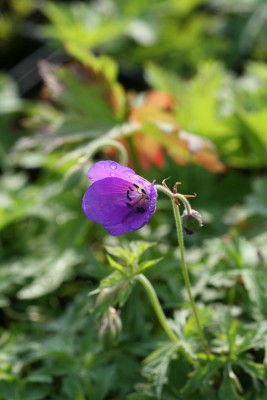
[125,184,149,210]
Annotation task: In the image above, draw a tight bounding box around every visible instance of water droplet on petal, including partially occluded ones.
[109,162,117,170]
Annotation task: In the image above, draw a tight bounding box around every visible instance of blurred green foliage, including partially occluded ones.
[0,0,267,399]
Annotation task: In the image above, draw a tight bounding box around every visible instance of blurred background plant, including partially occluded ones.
[0,0,267,399]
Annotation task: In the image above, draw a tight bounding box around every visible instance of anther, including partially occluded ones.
[127,191,132,201]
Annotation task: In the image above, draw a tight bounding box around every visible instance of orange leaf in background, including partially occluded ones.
[134,132,165,170]
[168,129,226,173]
[128,90,226,173]
[145,90,176,112]
[128,90,175,170]
[129,90,176,124]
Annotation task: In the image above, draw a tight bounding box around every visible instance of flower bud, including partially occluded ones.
[181,209,203,235]
[95,286,119,309]
[98,307,122,349]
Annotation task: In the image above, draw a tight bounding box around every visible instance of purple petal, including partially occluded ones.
[83,178,131,226]
[88,160,136,183]
[82,177,157,236]
[147,182,157,218]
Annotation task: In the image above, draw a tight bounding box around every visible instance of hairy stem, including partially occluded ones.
[155,184,209,354]
[136,274,178,343]
[86,139,128,165]
[173,193,192,215]
[171,199,210,355]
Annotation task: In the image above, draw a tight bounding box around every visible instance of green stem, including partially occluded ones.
[136,274,178,343]
[171,199,210,356]
[174,193,192,215]
[228,283,237,306]
[85,139,128,165]
[154,184,173,198]
[154,185,192,215]
[126,135,139,172]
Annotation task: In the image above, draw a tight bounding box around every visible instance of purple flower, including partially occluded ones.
[82,160,157,236]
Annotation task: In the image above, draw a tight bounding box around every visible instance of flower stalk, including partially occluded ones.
[156,184,210,356]
[171,199,210,355]
[136,274,178,343]
[86,139,128,166]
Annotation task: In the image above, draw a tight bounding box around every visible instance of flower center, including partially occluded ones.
[126,183,149,214]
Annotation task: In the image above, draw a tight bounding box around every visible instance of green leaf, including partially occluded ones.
[137,258,163,273]
[99,271,136,307]
[62,164,85,191]
[105,242,157,271]
[158,62,231,140]
[38,56,124,132]
[65,44,126,120]
[129,241,157,260]
[42,2,127,48]
[106,255,126,274]
[62,375,85,400]
[235,63,267,114]
[235,359,265,390]
[66,44,119,82]
[57,69,116,128]
[242,268,267,319]
[0,75,24,157]
[245,177,267,217]
[17,250,80,299]
[218,365,242,400]
[20,384,50,400]
[183,357,223,395]
[100,271,128,289]
[105,245,134,266]
[0,382,18,400]
[142,342,180,399]
[0,74,22,114]
[146,61,267,169]
[145,62,184,99]
[126,394,150,400]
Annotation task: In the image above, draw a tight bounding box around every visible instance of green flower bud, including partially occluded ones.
[181,209,203,235]
[98,307,122,349]
[95,286,119,309]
